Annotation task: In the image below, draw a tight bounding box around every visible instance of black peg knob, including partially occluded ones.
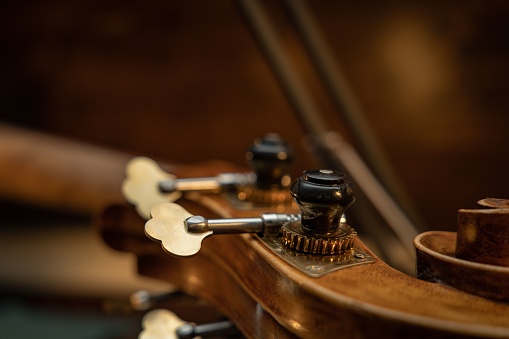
[246,133,293,190]
[291,169,355,236]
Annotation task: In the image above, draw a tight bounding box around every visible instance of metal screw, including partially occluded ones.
[354,253,366,259]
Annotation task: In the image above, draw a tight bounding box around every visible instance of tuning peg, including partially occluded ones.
[145,169,355,257]
[130,290,187,311]
[139,309,184,339]
[122,157,183,219]
[145,202,300,257]
[122,156,256,219]
[159,134,293,197]
[139,309,238,339]
[281,169,357,254]
[245,133,293,190]
[123,134,294,219]
[175,319,239,339]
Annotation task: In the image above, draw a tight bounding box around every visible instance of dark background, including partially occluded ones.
[0,1,508,338]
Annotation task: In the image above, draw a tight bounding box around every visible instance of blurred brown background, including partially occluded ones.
[0,0,508,337]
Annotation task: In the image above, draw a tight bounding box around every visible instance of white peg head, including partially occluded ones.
[138,309,184,339]
[122,157,182,219]
[145,202,212,257]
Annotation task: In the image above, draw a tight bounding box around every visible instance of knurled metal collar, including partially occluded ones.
[281,222,357,255]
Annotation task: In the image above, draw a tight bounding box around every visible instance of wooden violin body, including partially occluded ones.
[99,161,509,339]
[2,124,507,338]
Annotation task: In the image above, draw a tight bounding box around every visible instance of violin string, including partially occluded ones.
[281,0,424,228]
[237,0,419,273]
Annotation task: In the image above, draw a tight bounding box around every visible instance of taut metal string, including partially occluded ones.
[237,0,422,273]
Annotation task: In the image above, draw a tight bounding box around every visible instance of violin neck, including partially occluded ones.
[0,123,129,214]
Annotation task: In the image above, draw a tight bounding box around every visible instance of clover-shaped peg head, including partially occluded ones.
[139,309,184,339]
[122,157,182,219]
[145,202,213,257]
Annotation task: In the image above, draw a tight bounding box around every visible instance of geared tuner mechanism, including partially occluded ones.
[240,133,294,206]
[281,169,357,254]
[146,169,356,256]
[145,169,372,276]
[122,134,294,219]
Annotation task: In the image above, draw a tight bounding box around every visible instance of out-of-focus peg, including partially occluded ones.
[139,309,184,339]
[245,133,293,190]
[158,172,256,195]
[176,319,239,339]
[145,202,300,257]
[122,134,294,219]
[139,309,239,339]
[130,290,187,311]
[122,157,182,219]
[122,156,254,219]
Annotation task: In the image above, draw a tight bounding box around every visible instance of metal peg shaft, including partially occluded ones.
[145,202,300,257]
[185,213,301,234]
[177,320,239,339]
[139,309,239,339]
[159,173,256,193]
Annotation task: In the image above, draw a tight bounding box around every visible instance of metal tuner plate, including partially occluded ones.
[259,234,375,278]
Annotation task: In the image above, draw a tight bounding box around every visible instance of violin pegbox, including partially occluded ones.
[122,157,182,219]
[145,202,212,257]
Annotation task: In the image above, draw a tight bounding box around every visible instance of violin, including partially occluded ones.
[98,135,509,338]
[1,120,507,338]
[1,1,507,337]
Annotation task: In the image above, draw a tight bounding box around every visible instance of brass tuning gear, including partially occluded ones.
[281,169,357,255]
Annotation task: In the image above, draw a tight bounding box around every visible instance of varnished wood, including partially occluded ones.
[100,192,509,338]
[415,200,509,303]
[478,198,509,209]
[0,123,131,213]
[0,123,242,213]
[456,206,509,267]
[3,124,507,337]
[415,231,509,304]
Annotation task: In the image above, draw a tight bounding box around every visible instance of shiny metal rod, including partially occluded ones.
[177,320,239,339]
[159,173,256,193]
[185,213,301,234]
